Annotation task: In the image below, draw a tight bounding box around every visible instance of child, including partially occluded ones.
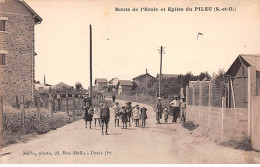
[163,107,169,123]
[113,102,120,127]
[140,107,147,127]
[121,106,128,129]
[84,106,94,129]
[133,105,141,127]
[93,105,101,127]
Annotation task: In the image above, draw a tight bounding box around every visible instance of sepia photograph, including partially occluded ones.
[0,0,260,164]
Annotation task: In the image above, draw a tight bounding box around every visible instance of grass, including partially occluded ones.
[219,136,253,151]
[182,121,199,131]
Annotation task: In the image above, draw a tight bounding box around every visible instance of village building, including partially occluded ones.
[185,54,260,151]
[106,77,119,92]
[108,77,119,87]
[133,70,156,88]
[118,80,133,95]
[94,78,108,92]
[0,0,42,104]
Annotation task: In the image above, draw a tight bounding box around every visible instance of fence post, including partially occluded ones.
[66,94,69,113]
[48,94,53,116]
[221,97,225,141]
[192,85,195,106]
[0,96,4,137]
[186,86,189,105]
[72,95,75,116]
[21,96,25,128]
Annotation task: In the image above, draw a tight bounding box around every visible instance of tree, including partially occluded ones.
[75,82,83,91]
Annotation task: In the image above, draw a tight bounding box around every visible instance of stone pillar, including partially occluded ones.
[186,86,189,105]
[248,66,256,137]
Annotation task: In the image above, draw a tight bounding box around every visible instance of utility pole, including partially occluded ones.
[145,68,148,95]
[90,24,93,104]
[158,46,165,97]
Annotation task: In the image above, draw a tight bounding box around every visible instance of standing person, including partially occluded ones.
[100,101,110,135]
[170,95,180,123]
[125,102,133,127]
[112,95,116,102]
[163,107,169,124]
[84,106,94,129]
[93,104,101,127]
[113,102,120,127]
[180,98,186,123]
[140,107,147,127]
[121,106,128,129]
[156,97,163,124]
[84,92,92,108]
[132,105,141,127]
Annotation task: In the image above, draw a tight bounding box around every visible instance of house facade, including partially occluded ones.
[118,80,132,95]
[133,73,156,88]
[94,78,108,92]
[0,0,42,104]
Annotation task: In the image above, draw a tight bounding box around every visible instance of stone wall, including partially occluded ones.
[0,12,35,105]
[186,105,248,142]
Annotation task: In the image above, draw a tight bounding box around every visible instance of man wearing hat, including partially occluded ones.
[170,95,180,123]
[156,97,163,124]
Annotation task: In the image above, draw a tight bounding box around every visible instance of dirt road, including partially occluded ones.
[0,99,259,164]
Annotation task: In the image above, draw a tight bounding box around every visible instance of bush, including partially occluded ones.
[182,121,199,131]
[219,136,253,151]
[50,112,70,130]
[2,105,84,146]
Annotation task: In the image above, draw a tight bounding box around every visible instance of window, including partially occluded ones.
[0,20,6,31]
[0,54,6,65]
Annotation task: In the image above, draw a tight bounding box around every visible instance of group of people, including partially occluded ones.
[83,92,186,135]
[156,95,186,124]
[113,101,148,129]
[83,93,148,136]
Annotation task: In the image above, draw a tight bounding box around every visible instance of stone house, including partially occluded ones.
[118,80,132,95]
[94,78,108,92]
[133,72,156,88]
[0,0,42,104]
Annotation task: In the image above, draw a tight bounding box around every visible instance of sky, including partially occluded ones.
[26,0,260,88]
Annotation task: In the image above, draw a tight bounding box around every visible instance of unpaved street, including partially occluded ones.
[0,99,259,164]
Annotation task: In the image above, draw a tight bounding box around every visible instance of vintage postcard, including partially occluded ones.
[0,0,260,164]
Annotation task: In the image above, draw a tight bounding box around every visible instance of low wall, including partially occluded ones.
[186,105,248,142]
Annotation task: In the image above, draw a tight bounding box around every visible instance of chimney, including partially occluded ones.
[146,68,148,74]
[44,74,46,85]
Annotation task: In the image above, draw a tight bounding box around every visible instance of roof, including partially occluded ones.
[226,54,260,76]
[119,80,132,86]
[19,0,42,24]
[156,74,179,79]
[95,78,108,84]
[133,73,156,80]
[56,82,71,88]
[35,83,51,90]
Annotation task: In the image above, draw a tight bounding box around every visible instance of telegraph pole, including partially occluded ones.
[158,46,165,97]
[90,24,93,103]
